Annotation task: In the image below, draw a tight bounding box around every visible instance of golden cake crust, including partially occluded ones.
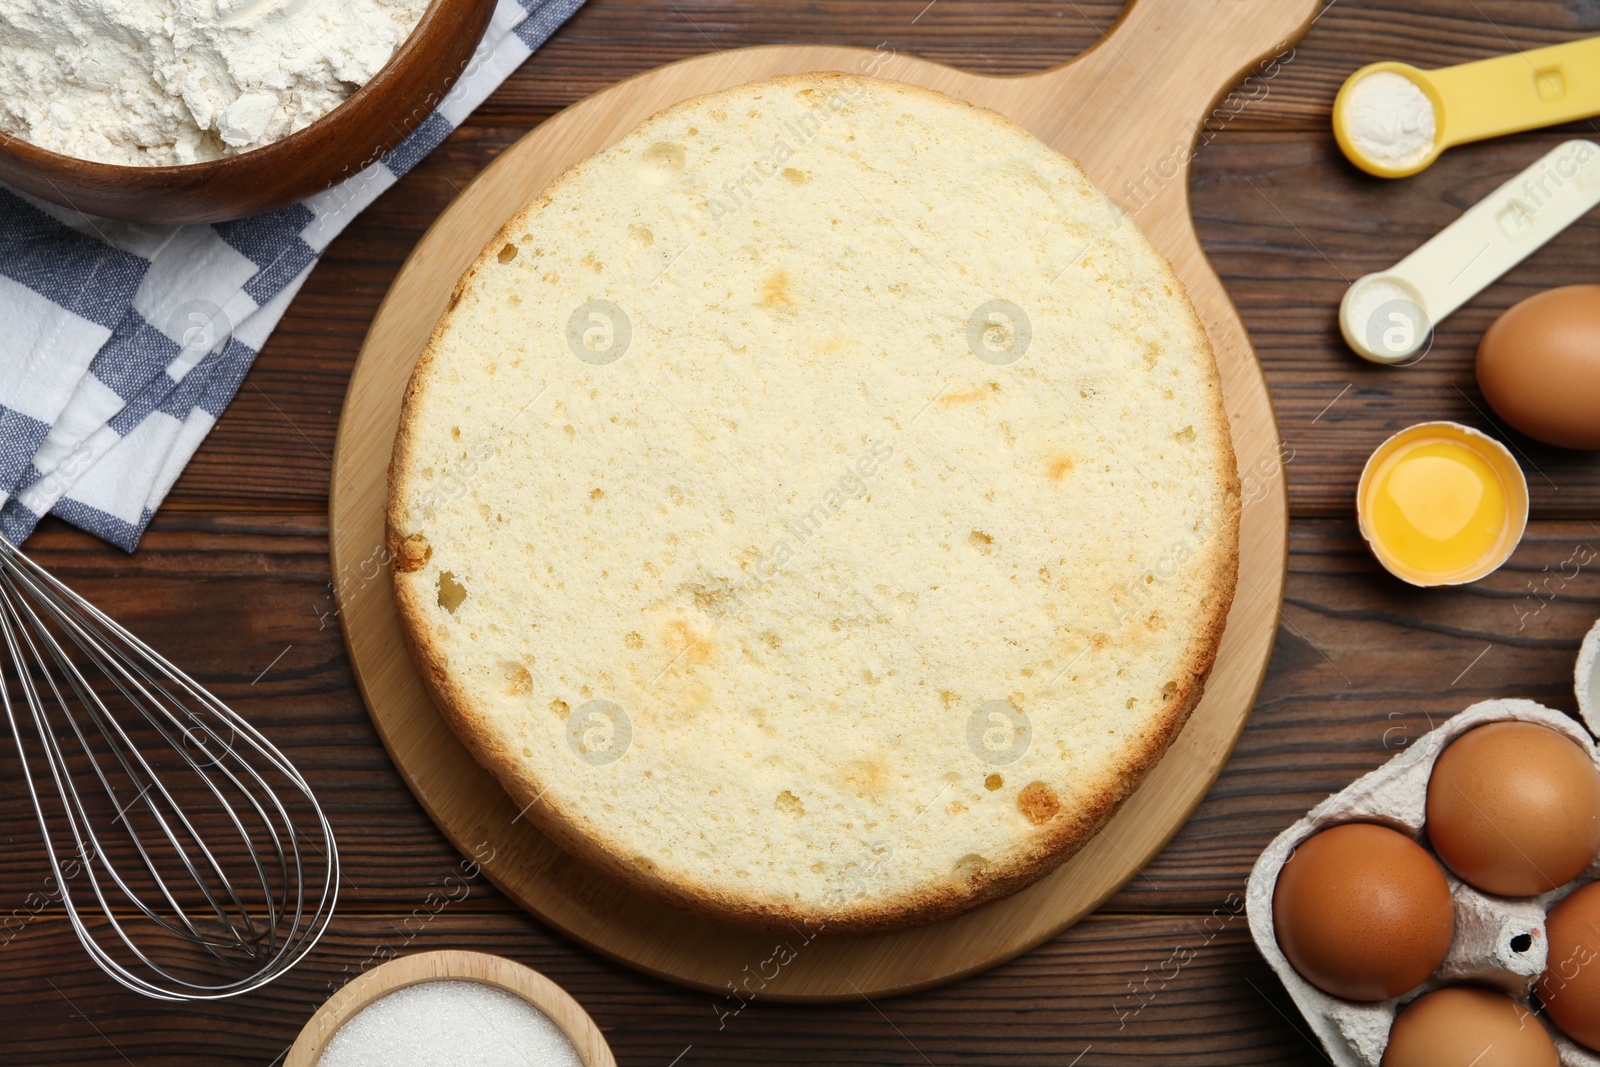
[388,72,1240,933]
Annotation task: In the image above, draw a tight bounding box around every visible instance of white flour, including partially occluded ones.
[1343,70,1437,169]
[0,0,431,166]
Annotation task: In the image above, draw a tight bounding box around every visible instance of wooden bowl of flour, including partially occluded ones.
[0,0,496,224]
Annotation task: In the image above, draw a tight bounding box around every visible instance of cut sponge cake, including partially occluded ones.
[388,73,1240,932]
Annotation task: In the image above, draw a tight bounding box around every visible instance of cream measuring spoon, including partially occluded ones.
[1334,35,1600,178]
[1341,139,1600,365]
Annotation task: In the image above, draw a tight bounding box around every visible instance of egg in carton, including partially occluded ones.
[1247,698,1600,1066]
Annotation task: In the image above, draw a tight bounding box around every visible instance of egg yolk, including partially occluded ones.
[1364,439,1513,582]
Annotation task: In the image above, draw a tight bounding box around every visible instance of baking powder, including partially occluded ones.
[0,0,430,166]
[1343,70,1438,169]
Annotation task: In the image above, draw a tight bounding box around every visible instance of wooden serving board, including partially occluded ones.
[330,0,1310,1000]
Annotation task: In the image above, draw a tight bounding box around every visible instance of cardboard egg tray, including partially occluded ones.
[1247,697,1600,1066]
[1579,618,1600,737]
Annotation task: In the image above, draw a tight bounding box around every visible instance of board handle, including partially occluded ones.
[1071,0,1320,131]
[985,0,1322,210]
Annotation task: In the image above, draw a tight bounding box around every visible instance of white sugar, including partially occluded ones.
[318,980,585,1067]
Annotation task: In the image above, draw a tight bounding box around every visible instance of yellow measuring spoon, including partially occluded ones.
[1334,36,1600,178]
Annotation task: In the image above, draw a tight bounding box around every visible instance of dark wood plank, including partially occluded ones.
[0,514,489,909]
[470,1,1600,128]
[1108,517,1600,908]
[2,513,1593,919]
[182,129,1600,518]
[9,3,1600,1064]
[0,912,1319,1066]
[1192,130,1600,519]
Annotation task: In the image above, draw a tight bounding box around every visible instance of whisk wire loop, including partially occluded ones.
[6,576,253,957]
[0,534,337,1001]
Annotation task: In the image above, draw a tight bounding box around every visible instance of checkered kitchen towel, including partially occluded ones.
[0,0,582,551]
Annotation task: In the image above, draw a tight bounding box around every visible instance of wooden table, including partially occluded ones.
[3,2,1598,1063]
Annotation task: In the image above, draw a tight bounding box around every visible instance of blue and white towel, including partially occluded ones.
[0,0,583,551]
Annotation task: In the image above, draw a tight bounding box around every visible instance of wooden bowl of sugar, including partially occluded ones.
[285,951,616,1067]
[0,0,495,224]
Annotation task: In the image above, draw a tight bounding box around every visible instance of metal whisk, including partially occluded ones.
[0,535,337,1001]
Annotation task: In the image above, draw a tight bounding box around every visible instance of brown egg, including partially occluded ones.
[1477,285,1600,450]
[1426,721,1600,896]
[1539,881,1600,1050]
[1381,986,1558,1067]
[1273,823,1455,1001]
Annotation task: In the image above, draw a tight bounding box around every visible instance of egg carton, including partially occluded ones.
[1578,617,1599,738]
[1246,698,1600,1066]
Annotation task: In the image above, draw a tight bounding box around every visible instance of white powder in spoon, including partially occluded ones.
[1343,275,1431,360]
[1342,70,1438,169]
[0,0,430,166]
[318,980,586,1067]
